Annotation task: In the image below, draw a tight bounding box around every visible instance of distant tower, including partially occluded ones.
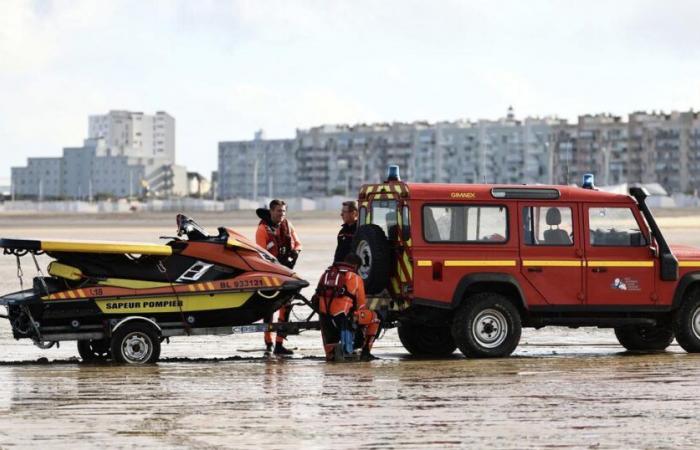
[507,105,515,120]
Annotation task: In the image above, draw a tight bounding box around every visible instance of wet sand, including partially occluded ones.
[1,213,700,448]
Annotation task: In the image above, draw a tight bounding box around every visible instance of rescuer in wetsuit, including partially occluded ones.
[315,253,379,362]
[256,199,302,355]
[333,200,358,263]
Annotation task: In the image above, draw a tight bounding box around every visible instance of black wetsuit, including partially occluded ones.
[333,222,357,263]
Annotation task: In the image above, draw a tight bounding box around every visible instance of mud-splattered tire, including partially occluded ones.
[614,325,674,352]
[398,323,456,357]
[672,290,700,353]
[451,293,521,358]
[110,322,161,364]
[351,224,391,295]
[77,339,111,362]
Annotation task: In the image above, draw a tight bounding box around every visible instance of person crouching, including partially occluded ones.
[314,253,379,362]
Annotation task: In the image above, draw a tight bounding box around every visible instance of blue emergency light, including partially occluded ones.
[386,165,401,182]
[582,173,595,189]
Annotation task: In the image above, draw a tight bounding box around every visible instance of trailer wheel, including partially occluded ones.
[77,339,111,362]
[351,224,391,295]
[614,325,674,352]
[673,290,700,353]
[111,322,161,364]
[398,323,456,357]
[451,293,521,358]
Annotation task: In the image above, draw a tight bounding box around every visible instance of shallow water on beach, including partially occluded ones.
[1,216,700,448]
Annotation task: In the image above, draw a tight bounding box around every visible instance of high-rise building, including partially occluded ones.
[88,110,175,163]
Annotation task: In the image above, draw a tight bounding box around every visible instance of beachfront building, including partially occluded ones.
[550,111,700,195]
[218,131,299,199]
[11,110,185,200]
[218,109,562,198]
[12,139,146,200]
[88,110,176,163]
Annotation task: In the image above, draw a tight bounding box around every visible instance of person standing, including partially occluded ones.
[255,199,302,355]
[333,200,358,263]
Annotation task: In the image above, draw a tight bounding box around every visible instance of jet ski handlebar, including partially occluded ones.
[176,214,209,241]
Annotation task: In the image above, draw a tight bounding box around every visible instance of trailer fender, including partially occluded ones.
[451,273,528,311]
[672,272,700,309]
[111,316,162,336]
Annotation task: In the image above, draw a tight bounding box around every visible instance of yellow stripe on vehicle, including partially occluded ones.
[366,186,375,194]
[187,285,195,292]
[417,260,432,267]
[77,289,86,297]
[679,261,700,267]
[99,278,174,289]
[262,277,270,287]
[41,240,172,256]
[403,253,413,279]
[522,260,583,267]
[397,263,407,283]
[586,260,654,268]
[206,282,215,290]
[444,260,517,267]
[95,292,254,314]
[390,277,400,294]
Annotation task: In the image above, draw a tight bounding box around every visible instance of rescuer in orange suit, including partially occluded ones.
[256,199,302,355]
[315,253,379,361]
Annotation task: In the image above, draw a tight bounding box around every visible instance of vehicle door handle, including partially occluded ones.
[527,267,543,273]
[592,267,607,273]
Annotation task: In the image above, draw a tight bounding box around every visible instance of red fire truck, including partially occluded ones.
[352,167,700,358]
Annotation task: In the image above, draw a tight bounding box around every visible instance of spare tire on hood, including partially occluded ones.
[351,224,391,295]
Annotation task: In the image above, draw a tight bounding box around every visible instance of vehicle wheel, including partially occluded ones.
[451,293,521,358]
[110,322,161,364]
[398,323,456,357]
[672,289,700,353]
[351,224,391,295]
[614,325,674,352]
[77,339,111,362]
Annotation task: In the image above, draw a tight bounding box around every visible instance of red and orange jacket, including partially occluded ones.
[255,219,302,259]
[316,263,366,317]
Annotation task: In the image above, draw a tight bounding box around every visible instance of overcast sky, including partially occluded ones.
[2,0,700,182]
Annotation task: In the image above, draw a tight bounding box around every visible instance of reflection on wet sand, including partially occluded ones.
[1,352,699,448]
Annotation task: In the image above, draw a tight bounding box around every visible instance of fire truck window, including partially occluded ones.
[423,205,507,243]
[371,200,398,238]
[589,207,647,247]
[523,206,574,246]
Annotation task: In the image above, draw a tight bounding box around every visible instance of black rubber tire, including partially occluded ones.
[351,224,391,295]
[77,339,111,362]
[110,322,161,364]
[614,325,674,352]
[451,293,521,358]
[398,323,456,357]
[672,289,700,353]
